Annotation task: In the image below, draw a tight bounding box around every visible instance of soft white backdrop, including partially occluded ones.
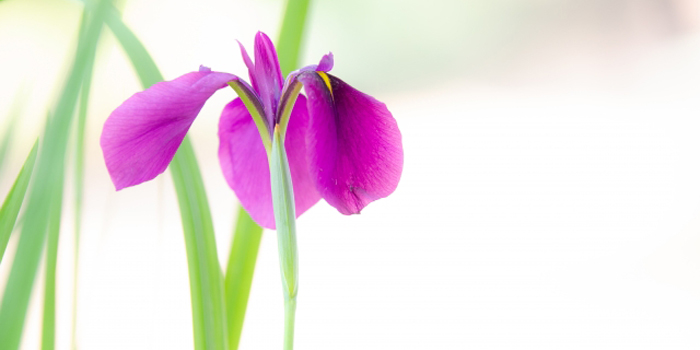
[1,0,700,349]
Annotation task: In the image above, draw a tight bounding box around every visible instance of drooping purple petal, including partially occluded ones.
[218,96,320,229]
[299,72,403,214]
[253,31,284,123]
[101,67,237,190]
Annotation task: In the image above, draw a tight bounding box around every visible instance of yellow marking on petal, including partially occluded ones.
[317,71,333,98]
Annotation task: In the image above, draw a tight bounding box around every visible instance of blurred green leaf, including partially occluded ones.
[0,140,38,263]
[277,0,311,76]
[170,138,228,350]
[104,6,162,86]
[41,168,64,350]
[0,0,108,349]
[225,206,263,350]
[70,8,100,347]
[0,102,21,178]
[106,8,227,350]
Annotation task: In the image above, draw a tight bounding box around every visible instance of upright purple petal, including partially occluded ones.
[315,53,334,72]
[218,96,320,229]
[297,52,334,73]
[101,68,237,190]
[253,31,284,122]
[237,40,258,92]
[299,72,403,214]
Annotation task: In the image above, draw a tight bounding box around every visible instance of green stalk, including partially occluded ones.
[269,126,299,350]
[275,1,312,348]
[224,206,263,350]
[223,1,311,348]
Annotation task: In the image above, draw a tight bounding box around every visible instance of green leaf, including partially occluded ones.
[70,6,100,348]
[106,8,227,350]
[103,6,163,86]
[276,0,311,76]
[0,99,22,178]
[170,138,228,350]
[0,0,108,349]
[41,167,64,350]
[224,206,263,350]
[0,140,38,263]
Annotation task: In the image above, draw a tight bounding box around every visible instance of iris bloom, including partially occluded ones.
[101,32,403,228]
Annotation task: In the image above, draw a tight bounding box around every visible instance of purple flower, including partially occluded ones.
[101,32,403,229]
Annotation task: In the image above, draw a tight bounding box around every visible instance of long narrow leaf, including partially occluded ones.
[170,138,228,350]
[225,206,263,350]
[0,101,21,178]
[276,0,311,76]
[41,170,64,350]
[0,140,38,263]
[0,1,108,349]
[70,8,100,347]
[105,8,228,350]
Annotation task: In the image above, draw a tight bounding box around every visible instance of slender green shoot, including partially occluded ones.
[0,140,38,263]
[225,206,263,350]
[276,0,311,76]
[0,98,22,178]
[269,126,299,350]
[0,0,108,348]
[71,7,100,348]
[41,169,64,350]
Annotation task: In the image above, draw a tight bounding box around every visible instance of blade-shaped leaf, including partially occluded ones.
[0,101,21,178]
[105,8,227,350]
[70,8,100,347]
[0,0,109,348]
[225,206,263,350]
[41,169,64,350]
[276,0,311,76]
[0,140,38,263]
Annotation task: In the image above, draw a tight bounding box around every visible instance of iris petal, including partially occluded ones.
[237,40,258,92]
[299,72,403,214]
[297,52,334,73]
[100,68,237,190]
[253,31,284,122]
[218,96,321,229]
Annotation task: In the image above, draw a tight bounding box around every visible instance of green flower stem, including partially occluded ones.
[269,126,299,350]
[283,297,297,350]
[225,206,263,350]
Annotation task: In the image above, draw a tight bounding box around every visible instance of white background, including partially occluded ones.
[2,0,700,349]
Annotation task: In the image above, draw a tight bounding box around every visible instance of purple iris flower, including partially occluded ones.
[100,32,403,229]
